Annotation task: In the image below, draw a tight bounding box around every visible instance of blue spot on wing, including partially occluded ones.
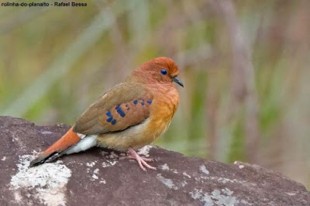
[106,111,112,117]
[111,119,117,125]
[105,111,114,122]
[106,116,113,122]
[147,99,152,104]
[133,100,138,105]
[116,105,126,117]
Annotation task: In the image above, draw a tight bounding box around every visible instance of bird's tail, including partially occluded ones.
[29,127,80,167]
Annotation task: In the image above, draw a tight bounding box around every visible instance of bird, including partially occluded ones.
[29,57,183,171]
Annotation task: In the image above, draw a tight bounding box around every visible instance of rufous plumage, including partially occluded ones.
[30,57,183,171]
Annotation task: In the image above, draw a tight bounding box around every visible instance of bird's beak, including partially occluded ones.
[173,76,184,87]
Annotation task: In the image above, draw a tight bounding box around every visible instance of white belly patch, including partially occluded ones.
[65,135,97,154]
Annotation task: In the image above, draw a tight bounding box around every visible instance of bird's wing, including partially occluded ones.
[73,82,153,135]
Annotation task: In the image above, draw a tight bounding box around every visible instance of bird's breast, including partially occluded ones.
[147,87,179,138]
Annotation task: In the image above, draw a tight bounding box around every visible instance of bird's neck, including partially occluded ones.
[128,70,159,85]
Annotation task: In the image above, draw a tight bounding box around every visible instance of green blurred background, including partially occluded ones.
[1,0,309,188]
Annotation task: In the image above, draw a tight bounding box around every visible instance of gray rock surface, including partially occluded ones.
[0,116,309,206]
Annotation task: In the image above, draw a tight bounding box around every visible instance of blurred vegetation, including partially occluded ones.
[1,0,309,188]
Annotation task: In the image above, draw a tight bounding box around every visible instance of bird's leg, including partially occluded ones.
[127,148,156,171]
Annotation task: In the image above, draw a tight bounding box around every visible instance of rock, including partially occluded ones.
[0,116,309,206]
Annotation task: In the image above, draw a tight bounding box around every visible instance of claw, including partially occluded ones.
[127,148,156,171]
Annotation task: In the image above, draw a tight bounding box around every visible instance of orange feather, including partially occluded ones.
[30,127,80,166]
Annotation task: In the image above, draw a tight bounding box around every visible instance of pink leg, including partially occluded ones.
[127,148,156,171]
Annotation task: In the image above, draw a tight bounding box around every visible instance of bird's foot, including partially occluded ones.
[127,148,156,171]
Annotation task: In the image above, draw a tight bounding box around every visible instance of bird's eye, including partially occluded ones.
[160,69,167,75]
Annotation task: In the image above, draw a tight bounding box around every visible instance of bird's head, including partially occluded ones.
[132,57,184,87]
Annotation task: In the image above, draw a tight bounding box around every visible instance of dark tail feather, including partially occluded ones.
[29,127,80,167]
[29,152,62,167]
